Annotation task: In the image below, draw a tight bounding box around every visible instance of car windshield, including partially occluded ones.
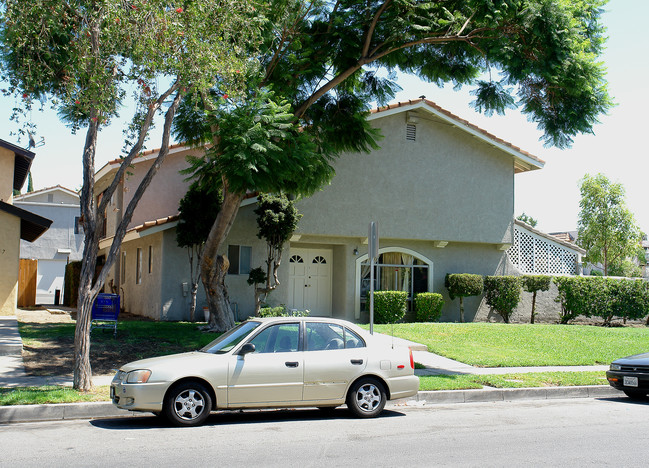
[200,321,261,354]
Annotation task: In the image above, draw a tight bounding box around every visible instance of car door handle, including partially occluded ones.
[350,359,364,365]
[285,361,299,368]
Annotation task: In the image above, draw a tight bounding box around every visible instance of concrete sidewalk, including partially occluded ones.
[0,314,618,424]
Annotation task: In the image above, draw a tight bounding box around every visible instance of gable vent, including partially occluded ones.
[406,123,417,141]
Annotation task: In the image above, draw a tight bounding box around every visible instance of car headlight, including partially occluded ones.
[126,369,152,383]
[610,363,621,371]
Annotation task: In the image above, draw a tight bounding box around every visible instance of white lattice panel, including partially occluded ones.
[507,225,578,275]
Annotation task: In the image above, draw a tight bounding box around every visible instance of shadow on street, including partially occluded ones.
[90,407,406,430]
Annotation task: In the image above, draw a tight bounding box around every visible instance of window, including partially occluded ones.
[74,216,82,235]
[121,252,126,284]
[228,245,252,275]
[136,248,142,284]
[248,323,299,353]
[360,251,429,312]
[306,322,366,351]
[148,245,153,274]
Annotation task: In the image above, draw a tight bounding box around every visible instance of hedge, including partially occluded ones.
[369,291,407,324]
[554,276,649,325]
[414,293,444,322]
[483,276,521,324]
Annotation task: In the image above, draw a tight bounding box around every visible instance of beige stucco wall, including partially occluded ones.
[121,149,198,230]
[117,232,164,320]
[0,211,21,315]
[0,147,15,203]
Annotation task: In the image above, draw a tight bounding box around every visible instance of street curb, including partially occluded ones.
[0,386,623,424]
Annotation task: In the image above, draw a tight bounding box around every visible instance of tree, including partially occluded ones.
[247,193,301,316]
[517,213,538,228]
[521,275,551,324]
[176,185,222,322]
[577,173,642,276]
[177,0,612,330]
[1,0,260,390]
[445,274,484,323]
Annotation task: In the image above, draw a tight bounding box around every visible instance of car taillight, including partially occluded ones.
[409,348,414,369]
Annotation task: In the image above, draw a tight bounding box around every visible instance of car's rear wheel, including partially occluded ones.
[623,389,648,400]
[163,381,212,427]
[346,377,386,418]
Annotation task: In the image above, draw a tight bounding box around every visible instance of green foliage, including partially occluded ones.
[180,92,337,198]
[609,260,643,278]
[516,213,538,228]
[483,276,522,324]
[257,306,310,318]
[577,173,642,275]
[247,267,267,287]
[253,193,301,250]
[521,275,552,294]
[445,274,484,300]
[176,184,222,248]
[370,291,408,324]
[554,276,649,325]
[414,293,445,322]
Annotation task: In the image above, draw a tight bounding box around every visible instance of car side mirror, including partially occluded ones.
[239,343,256,356]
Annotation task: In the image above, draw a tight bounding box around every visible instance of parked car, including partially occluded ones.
[606,352,649,399]
[111,316,419,426]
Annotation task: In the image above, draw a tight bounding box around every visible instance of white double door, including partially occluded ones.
[288,248,332,316]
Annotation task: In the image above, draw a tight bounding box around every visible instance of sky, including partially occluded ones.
[2,0,647,235]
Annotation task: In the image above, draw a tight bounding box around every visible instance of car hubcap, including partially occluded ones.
[356,383,381,412]
[173,389,205,420]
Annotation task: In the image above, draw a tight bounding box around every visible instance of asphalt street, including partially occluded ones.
[1,397,646,467]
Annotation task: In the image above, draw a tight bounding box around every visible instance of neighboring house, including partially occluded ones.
[14,186,83,305]
[96,98,548,323]
[0,139,52,315]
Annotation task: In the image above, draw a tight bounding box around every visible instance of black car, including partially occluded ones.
[606,352,649,399]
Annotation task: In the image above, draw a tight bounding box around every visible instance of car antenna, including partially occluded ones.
[391,322,394,349]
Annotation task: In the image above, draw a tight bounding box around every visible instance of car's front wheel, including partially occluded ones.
[346,377,386,418]
[163,381,213,427]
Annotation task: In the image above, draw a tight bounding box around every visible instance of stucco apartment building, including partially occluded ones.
[96,99,583,323]
[0,139,51,315]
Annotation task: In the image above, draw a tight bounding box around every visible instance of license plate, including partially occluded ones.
[623,376,639,387]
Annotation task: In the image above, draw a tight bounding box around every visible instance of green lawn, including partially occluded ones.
[369,323,649,367]
[418,371,608,391]
[0,386,110,405]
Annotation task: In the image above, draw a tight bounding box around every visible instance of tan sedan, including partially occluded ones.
[111,316,419,426]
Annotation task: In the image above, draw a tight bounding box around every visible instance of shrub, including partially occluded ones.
[521,275,552,324]
[483,276,521,323]
[445,274,484,322]
[257,306,309,318]
[414,293,445,322]
[369,291,407,324]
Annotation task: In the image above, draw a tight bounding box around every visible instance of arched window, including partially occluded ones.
[359,250,430,312]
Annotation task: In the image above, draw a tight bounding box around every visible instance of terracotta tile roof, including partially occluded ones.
[132,214,180,233]
[105,142,188,166]
[371,98,544,167]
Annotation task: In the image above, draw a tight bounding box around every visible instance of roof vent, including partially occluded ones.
[406,123,416,141]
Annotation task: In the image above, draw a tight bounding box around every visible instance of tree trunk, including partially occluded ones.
[530,291,537,324]
[73,86,182,390]
[459,297,465,323]
[200,184,244,331]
